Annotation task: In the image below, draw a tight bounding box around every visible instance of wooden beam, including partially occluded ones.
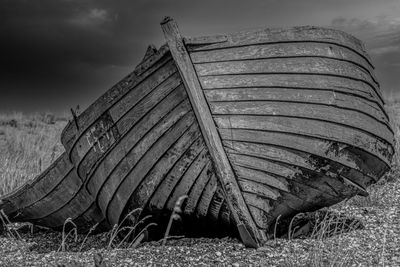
[161,17,266,247]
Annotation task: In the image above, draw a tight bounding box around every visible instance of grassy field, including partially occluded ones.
[0,104,399,266]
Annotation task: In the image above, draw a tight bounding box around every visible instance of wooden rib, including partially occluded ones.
[185,26,372,67]
[214,115,392,165]
[207,186,225,221]
[183,161,214,215]
[103,114,197,226]
[61,45,171,151]
[164,149,210,211]
[195,57,377,90]
[219,129,387,180]
[200,74,384,108]
[75,74,183,179]
[123,128,203,217]
[190,42,373,74]
[195,174,218,218]
[204,88,388,123]
[210,101,393,143]
[162,17,264,247]
[71,61,178,165]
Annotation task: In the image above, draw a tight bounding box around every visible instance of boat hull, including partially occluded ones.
[0,21,394,246]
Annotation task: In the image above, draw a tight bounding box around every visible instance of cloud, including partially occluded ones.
[69,8,112,28]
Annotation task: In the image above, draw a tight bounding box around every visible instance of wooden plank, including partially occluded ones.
[61,46,172,151]
[147,139,206,211]
[75,80,185,180]
[183,161,214,215]
[220,129,387,180]
[214,115,393,165]
[104,114,197,226]
[190,42,374,75]
[233,164,290,193]
[71,62,179,164]
[226,142,373,197]
[200,74,384,108]
[209,101,393,143]
[0,154,73,214]
[195,57,377,90]
[86,95,191,198]
[163,148,209,211]
[12,171,82,220]
[248,205,269,230]
[243,192,272,214]
[33,186,96,227]
[238,179,280,201]
[204,88,389,123]
[162,17,266,247]
[195,172,218,218]
[185,26,373,68]
[125,128,202,216]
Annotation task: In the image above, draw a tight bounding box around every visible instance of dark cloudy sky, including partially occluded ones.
[1,0,400,114]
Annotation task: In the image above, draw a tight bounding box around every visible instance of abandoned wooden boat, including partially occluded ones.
[1,17,394,247]
[0,153,109,233]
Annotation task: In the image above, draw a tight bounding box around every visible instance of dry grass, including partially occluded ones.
[0,103,399,266]
[0,112,66,196]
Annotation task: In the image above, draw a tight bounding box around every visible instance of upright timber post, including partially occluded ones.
[161,17,266,248]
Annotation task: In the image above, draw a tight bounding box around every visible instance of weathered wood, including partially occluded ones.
[71,60,178,165]
[207,187,225,221]
[61,45,171,151]
[220,129,387,180]
[165,151,211,211]
[248,205,269,229]
[124,127,202,218]
[185,26,373,68]
[86,93,190,197]
[183,161,214,215]
[162,17,265,247]
[0,154,73,214]
[209,101,393,143]
[75,75,183,180]
[200,74,384,108]
[204,88,389,123]
[101,112,196,226]
[214,115,393,165]
[196,171,218,218]
[190,42,373,73]
[233,164,290,193]
[238,179,280,201]
[195,57,378,90]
